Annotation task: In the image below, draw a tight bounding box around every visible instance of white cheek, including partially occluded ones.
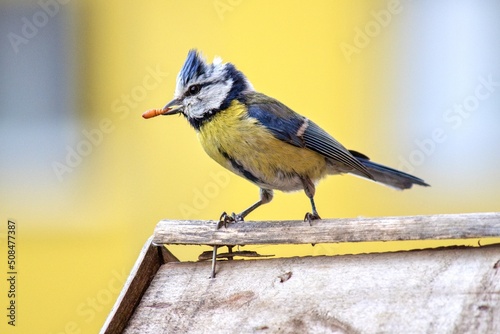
[184,97,203,118]
[186,80,233,119]
[203,80,232,109]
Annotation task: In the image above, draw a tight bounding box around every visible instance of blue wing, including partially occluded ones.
[244,92,373,179]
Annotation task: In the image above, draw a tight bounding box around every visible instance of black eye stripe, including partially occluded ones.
[184,80,224,97]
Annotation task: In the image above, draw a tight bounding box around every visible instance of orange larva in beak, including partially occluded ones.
[142,108,171,119]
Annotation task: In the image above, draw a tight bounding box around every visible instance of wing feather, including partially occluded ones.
[244,92,373,179]
[302,121,372,178]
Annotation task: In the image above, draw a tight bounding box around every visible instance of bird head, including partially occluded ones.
[150,49,254,128]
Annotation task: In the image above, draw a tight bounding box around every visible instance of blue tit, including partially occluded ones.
[144,49,429,223]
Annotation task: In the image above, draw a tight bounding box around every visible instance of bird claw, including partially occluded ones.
[217,211,244,229]
[304,212,321,225]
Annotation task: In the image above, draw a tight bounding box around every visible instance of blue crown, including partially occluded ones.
[177,49,207,87]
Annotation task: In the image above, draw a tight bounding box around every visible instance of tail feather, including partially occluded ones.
[348,150,430,190]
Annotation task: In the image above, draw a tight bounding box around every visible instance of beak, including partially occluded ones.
[161,98,184,115]
[142,98,184,119]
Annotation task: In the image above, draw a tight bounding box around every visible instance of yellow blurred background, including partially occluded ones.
[1,0,499,333]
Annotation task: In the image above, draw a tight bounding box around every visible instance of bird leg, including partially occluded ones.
[301,177,321,223]
[304,197,321,223]
[218,188,273,228]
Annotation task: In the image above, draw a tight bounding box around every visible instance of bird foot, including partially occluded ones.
[217,212,244,229]
[304,212,321,225]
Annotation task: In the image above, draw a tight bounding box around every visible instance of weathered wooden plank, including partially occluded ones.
[153,212,500,245]
[100,236,165,334]
[124,245,500,334]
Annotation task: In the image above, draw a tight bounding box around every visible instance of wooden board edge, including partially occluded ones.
[100,236,163,334]
[152,212,500,245]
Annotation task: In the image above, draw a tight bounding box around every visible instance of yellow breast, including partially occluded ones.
[198,100,327,191]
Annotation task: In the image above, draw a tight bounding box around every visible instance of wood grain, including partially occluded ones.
[124,245,500,333]
[153,212,500,245]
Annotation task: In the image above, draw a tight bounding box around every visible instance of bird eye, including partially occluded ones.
[187,84,201,96]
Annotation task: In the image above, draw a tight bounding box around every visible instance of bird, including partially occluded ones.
[143,49,429,224]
